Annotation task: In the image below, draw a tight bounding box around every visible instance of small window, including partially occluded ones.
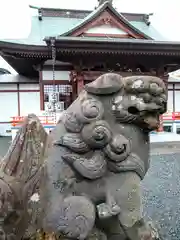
[6,130,11,133]
[177,127,180,134]
[163,125,172,133]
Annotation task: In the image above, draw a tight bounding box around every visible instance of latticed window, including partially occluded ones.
[44,84,72,110]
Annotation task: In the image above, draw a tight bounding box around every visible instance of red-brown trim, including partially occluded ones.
[69,71,77,100]
[70,10,144,39]
[173,83,175,112]
[168,82,180,84]
[82,33,130,38]
[17,84,20,116]
[76,75,84,95]
[43,80,70,85]
[0,90,39,93]
[0,82,39,85]
[39,71,44,110]
[0,121,11,124]
[168,89,180,91]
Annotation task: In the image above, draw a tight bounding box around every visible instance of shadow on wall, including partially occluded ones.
[0,137,11,158]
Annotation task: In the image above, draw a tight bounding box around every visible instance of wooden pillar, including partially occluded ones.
[156,66,168,88]
[173,83,175,113]
[17,83,20,116]
[70,69,85,100]
[156,66,168,132]
[77,74,84,95]
[39,71,44,110]
[69,71,77,101]
[157,115,163,132]
[161,74,169,89]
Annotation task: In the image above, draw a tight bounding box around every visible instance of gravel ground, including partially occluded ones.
[142,149,180,240]
[0,137,180,239]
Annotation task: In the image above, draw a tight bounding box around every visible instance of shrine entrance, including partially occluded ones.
[43,83,72,112]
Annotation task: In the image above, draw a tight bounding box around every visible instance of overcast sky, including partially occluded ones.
[0,0,180,73]
[0,0,180,40]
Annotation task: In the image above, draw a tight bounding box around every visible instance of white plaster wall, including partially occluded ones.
[85,25,127,35]
[175,91,180,112]
[19,92,40,116]
[0,92,18,121]
[174,83,180,90]
[167,84,180,112]
[167,90,173,112]
[168,83,173,89]
[0,123,12,137]
[168,74,180,82]
[0,84,17,90]
[0,85,18,136]
[19,84,39,90]
[42,71,70,81]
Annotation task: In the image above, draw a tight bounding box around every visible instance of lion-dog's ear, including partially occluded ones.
[84,73,123,95]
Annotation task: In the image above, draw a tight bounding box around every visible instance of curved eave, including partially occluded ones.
[0,41,48,53]
[45,37,180,56]
[1,39,180,57]
[0,41,50,77]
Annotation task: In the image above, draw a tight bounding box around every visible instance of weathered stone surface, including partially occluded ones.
[0,114,49,239]
[0,138,180,239]
[0,74,168,240]
[40,73,167,240]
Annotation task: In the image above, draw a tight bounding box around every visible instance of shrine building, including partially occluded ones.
[0,0,180,135]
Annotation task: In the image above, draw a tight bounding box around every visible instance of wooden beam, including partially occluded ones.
[82,33,131,38]
[42,80,70,85]
[17,84,20,116]
[39,71,44,110]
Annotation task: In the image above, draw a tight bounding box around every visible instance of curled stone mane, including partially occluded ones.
[39,73,167,240]
[0,73,167,240]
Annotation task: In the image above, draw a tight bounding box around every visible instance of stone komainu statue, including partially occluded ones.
[40,73,167,240]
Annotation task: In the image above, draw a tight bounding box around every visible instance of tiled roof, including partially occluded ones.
[131,21,166,41]
[1,17,81,45]
[0,5,166,46]
[60,2,152,39]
